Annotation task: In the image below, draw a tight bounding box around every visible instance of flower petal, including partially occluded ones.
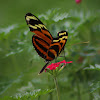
[45,60,73,72]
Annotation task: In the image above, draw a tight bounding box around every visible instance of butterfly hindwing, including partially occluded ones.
[45,31,68,61]
[53,31,68,54]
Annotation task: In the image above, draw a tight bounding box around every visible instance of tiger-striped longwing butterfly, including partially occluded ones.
[25,13,68,74]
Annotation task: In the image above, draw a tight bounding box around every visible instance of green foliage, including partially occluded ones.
[0,8,100,100]
[1,89,54,100]
[84,64,100,70]
[12,89,54,100]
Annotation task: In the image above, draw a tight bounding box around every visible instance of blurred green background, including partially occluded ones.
[0,0,99,26]
[0,0,100,100]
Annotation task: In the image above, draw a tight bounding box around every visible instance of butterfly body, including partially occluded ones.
[25,13,68,74]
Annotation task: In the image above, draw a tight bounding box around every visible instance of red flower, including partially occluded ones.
[75,0,82,4]
[45,60,72,71]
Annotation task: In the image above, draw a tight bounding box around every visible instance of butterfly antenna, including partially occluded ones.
[38,61,50,75]
[68,41,89,46]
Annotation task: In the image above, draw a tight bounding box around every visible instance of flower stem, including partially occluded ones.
[54,77,60,100]
[48,75,53,100]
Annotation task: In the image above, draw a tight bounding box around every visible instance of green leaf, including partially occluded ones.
[12,89,55,99]
[84,64,100,70]
[89,81,100,93]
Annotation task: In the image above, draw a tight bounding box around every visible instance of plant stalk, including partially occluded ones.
[54,77,60,100]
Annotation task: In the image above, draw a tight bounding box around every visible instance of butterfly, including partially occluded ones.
[25,13,68,74]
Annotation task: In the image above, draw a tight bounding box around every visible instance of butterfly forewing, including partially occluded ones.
[32,35,50,59]
[25,13,53,45]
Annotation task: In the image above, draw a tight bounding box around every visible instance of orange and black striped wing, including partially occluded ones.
[39,39,67,74]
[25,13,53,45]
[32,35,50,59]
[53,31,68,54]
[46,42,61,61]
[46,31,68,61]
[39,31,68,74]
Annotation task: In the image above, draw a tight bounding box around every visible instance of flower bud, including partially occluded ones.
[75,0,82,4]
